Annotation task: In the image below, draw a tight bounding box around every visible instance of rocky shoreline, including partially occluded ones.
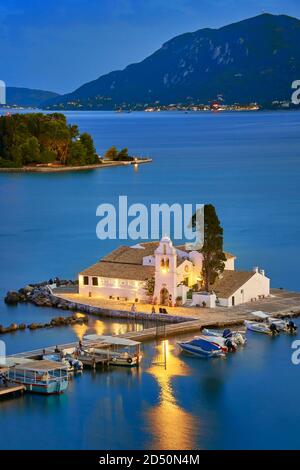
[4,280,193,324]
[0,313,89,335]
[4,279,78,308]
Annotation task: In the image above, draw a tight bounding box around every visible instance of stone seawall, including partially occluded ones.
[4,282,194,324]
[59,297,195,324]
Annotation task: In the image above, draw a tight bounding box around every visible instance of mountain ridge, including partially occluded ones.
[44,13,300,109]
[5,87,60,108]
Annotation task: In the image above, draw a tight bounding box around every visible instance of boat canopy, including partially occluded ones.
[250,311,269,319]
[11,360,69,372]
[84,335,141,347]
[2,357,33,368]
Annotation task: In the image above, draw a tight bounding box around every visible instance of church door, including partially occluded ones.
[160,287,169,305]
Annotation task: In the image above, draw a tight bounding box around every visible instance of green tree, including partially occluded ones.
[117,147,129,160]
[40,149,57,164]
[0,113,98,168]
[144,277,155,299]
[80,132,98,164]
[192,204,226,291]
[68,141,87,166]
[69,124,80,140]
[20,136,40,164]
[104,146,118,160]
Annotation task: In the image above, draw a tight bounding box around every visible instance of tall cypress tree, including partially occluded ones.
[202,204,226,291]
[192,204,226,291]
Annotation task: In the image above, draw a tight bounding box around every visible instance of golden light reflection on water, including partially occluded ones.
[91,319,143,336]
[73,318,145,339]
[146,340,198,450]
[71,322,88,340]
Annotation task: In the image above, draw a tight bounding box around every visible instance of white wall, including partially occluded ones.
[176,284,189,304]
[176,260,197,286]
[217,272,270,307]
[192,292,216,308]
[188,251,203,272]
[224,257,235,270]
[78,275,147,302]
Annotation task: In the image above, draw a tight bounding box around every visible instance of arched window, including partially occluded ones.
[163,244,167,255]
[166,258,169,269]
[161,259,165,268]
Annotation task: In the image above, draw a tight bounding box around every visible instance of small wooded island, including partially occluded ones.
[0,112,151,172]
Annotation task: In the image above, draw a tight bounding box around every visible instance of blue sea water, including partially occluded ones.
[0,110,300,449]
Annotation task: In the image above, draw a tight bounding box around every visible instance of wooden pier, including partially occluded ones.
[0,384,25,397]
[7,342,111,370]
[79,355,110,370]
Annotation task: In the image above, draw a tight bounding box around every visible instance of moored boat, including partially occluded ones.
[83,335,142,367]
[8,360,69,394]
[202,328,247,346]
[178,337,224,358]
[248,311,297,334]
[198,334,236,352]
[244,320,280,335]
[43,353,83,373]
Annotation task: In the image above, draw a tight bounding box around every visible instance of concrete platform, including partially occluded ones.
[56,288,300,323]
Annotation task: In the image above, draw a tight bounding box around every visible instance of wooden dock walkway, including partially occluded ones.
[79,355,110,369]
[8,342,111,370]
[0,384,25,397]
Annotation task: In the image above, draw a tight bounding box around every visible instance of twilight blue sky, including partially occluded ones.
[0,0,299,94]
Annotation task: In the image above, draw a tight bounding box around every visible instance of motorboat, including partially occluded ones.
[43,353,83,373]
[83,335,142,367]
[196,334,235,352]
[285,319,298,334]
[8,359,69,394]
[177,337,224,358]
[244,320,280,335]
[202,328,247,346]
[249,311,297,334]
[267,317,297,334]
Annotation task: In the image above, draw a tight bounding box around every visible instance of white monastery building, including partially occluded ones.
[79,236,270,308]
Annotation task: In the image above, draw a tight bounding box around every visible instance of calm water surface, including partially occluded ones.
[0,111,300,449]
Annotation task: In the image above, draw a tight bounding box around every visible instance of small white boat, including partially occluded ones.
[43,354,83,373]
[8,360,69,394]
[202,328,247,346]
[197,335,235,352]
[266,317,297,334]
[248,311,297,334]
[244,320,279,335]
[178,337,224,358]
[83,335,142,367]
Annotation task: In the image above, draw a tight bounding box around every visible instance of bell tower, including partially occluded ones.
[154,236,177,306]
